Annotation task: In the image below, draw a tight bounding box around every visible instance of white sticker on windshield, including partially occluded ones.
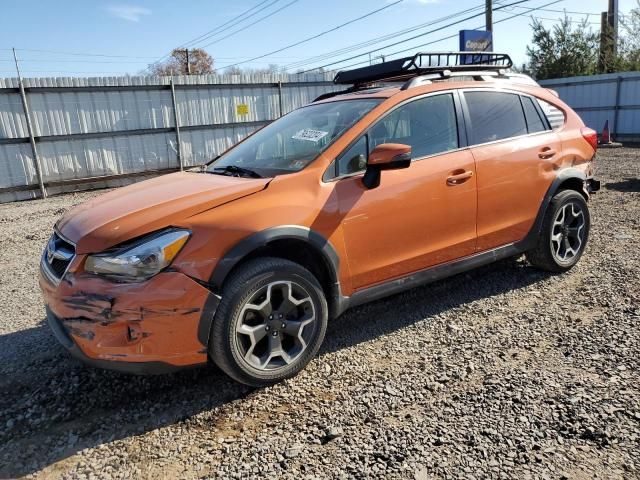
[292,128,329,143]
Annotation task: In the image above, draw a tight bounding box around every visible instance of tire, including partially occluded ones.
[526,189,590,272]
[209,257,328,387]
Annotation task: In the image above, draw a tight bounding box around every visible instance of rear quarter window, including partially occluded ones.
[537,99,565,130]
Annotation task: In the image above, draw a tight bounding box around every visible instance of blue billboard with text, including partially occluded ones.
[459,30,493,64]
[459,30,493,51]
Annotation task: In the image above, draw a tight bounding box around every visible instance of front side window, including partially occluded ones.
[338,136,367,176]
[335,93,459,177]
[369,93,459,158]
[464,91,527,145]
[208,99,381,177]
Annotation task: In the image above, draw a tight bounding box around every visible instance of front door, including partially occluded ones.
[332,93,478,290]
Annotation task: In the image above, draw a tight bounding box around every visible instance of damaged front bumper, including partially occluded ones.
[40,261,220,374]
[45,307,190,374]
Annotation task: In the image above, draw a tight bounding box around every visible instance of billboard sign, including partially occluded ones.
[459,30,493,52]
[459,30,493,65]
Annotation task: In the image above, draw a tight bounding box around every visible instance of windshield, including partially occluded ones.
[207,99,382,177]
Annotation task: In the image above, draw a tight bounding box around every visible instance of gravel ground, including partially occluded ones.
[0,148,639,480]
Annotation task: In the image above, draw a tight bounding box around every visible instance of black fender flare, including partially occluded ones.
[209,225,341,292]
[198,226,343,346]
[520,168,588,250]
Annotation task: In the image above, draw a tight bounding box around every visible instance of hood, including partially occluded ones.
[57,172,270,253]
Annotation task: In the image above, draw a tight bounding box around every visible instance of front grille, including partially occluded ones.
[50,256,70,277]
[42,231,76,284]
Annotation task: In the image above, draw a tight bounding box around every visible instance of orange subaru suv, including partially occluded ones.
[40,53,600,386]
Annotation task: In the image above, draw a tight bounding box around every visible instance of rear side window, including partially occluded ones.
[521,96,548,133]
[464,91,527,144]
[537,99,565,130]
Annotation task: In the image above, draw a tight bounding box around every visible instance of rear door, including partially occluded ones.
[461,89,562,251]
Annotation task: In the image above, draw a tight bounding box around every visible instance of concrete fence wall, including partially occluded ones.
[539,71,640,142]
[0,72,341,203]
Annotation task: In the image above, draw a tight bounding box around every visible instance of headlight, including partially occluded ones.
[84,229,190,281]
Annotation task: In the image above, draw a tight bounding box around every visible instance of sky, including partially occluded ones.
[0,0,637,78]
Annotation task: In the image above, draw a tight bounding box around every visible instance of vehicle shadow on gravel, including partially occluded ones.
[0,256,551,477]
[321,256,551,356]
[605,178,640,192]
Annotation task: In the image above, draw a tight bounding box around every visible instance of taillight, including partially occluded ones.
[581,127,598,152]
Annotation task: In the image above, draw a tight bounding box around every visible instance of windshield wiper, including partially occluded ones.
[210,165,263,178]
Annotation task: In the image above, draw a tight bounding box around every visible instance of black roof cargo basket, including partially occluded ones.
[334,51,513,86]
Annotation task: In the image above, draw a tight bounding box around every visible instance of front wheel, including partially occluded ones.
[526,189,590,272]
[209,257,328,387]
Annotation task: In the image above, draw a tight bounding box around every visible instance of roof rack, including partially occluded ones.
[333,51,513,86]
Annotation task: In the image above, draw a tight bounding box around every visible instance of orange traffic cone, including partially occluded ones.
[600,120,611,144]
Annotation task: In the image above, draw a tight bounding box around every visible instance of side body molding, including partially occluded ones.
[209,225,341,292]
[339,167,593,315]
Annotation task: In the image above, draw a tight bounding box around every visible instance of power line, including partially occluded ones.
[200,0,301,49]
[147,0,280,70]
[182,0,276,49]
[532,15,600,25]
[499,5,598,16]
[295,0,534,74]
[222,0,404,70]
[322,0,565,73]
[285,2,488,70]
[285,3,487,69]
[0,55,306,64]
[12,48,160,59]
[0,58,160,64]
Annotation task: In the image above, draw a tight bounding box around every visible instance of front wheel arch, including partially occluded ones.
[209,226,343,318]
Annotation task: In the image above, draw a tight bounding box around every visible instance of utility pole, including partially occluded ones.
[485,0,493,32]
[599,0,618,72]
[13,48,47,199]
[185,49,191,75]
[609,0,618,56]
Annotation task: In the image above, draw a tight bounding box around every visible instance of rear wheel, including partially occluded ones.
[526,189,590,272]
[209,257,328,387]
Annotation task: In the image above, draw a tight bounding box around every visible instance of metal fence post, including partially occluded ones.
[170,76,183,170]
[613,76,622,138]
[278,81,284,118]
[13,48,46,198]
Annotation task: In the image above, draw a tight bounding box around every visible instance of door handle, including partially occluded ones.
[446,170,474,185]
[538,147,556,159]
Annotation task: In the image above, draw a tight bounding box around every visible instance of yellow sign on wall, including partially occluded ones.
[236,104,249,115]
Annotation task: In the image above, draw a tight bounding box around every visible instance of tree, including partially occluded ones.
[526,17,599,80]
[150,48,214,76]
[617,1,640,71]
[526,2,640,79]
[223,63,286,75]
[225,66,243,76]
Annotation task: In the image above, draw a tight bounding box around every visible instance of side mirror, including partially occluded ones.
[362,143,412,189]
